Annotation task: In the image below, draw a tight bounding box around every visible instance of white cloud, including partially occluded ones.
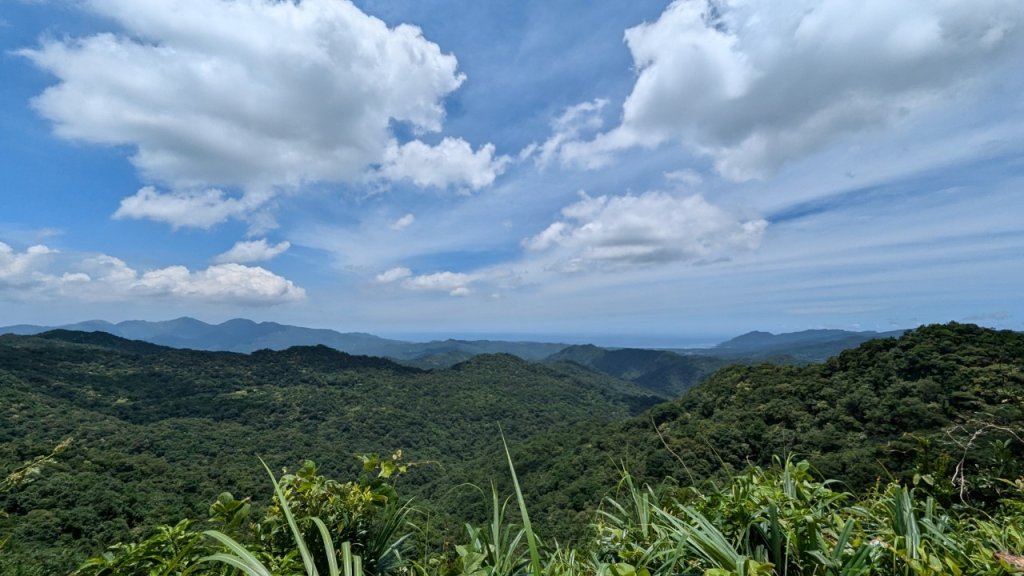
[375,267,412,283]
[389,214,416,231]
[0,244,304,304]
[403,270,476,296]
[379,138,510,191]
[60,272,91,284]
[79,254,137,285]
[132,263,304,303]
[665,169,703,187]
[562,0,1024,180]
[20,0,503,227]
[22,0,463,187]
[0,243,57,287]
[113,186,272,229]
[215,239,291,264]
[534,99,608,167]
[375,266,478,296]
[524,191,766,271]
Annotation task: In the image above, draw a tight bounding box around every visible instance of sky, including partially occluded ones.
[1,0,1022,345]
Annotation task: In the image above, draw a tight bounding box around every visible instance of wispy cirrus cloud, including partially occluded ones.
[388,214,416,231]
[375,267,413,284]
[532,99,608,168]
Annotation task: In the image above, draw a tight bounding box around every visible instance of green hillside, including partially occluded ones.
[2,323,1022,574]
[494,323,1024,536]
[0,331,660,572]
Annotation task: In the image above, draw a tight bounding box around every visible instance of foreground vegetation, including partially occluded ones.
[53,452,1024,575]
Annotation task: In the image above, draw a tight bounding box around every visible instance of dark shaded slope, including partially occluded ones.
[249,344,418,373]
[547,345,727,397]
[34,329,171,355]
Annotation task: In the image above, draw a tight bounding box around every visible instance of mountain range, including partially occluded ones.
[1,317,905,368]
[0,318,567,366]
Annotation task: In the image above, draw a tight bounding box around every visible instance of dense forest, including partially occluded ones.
[1,323,1022,574]
[481,323,1024,536]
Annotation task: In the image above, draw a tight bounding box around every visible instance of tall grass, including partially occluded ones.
[594,458,1024,576]
[72,453,1024,576]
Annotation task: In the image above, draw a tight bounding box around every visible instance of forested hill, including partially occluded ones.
[0,330,661,570]
[2,323,1022,571]
[474,323,1024,535]
[546,345,727,397]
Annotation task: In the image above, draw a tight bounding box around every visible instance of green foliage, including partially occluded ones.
[0,438,73,576]
[3,322,1024,574]
[252,455,412,576]
[68,456,1024,576]
[502,432,542,576]
[505,322,1024,522]
[456,485,529,576]
[72,456,408,576]
[0,437,72,495]
[73,519,206,576]
[593,458,1024,576]
[0,335,653,571]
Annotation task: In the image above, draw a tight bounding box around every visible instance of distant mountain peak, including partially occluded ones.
[36,329,169,354]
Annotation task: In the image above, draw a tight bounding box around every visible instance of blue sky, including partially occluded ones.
[1,0,1022,344]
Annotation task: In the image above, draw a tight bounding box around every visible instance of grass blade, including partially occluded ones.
[500,427,542,576]
[342,541,354,576]
[200,553,270,576]
[312,517,340,576]
[201,530,272,576]
[260,457,320,576]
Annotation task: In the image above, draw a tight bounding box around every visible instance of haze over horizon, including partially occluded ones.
[3,314,922,354]
[2,0,1022,337]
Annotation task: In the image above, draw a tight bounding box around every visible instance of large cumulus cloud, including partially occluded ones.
[560,0,1024,180]
[21,0,505,227]
[524,191,767,272]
